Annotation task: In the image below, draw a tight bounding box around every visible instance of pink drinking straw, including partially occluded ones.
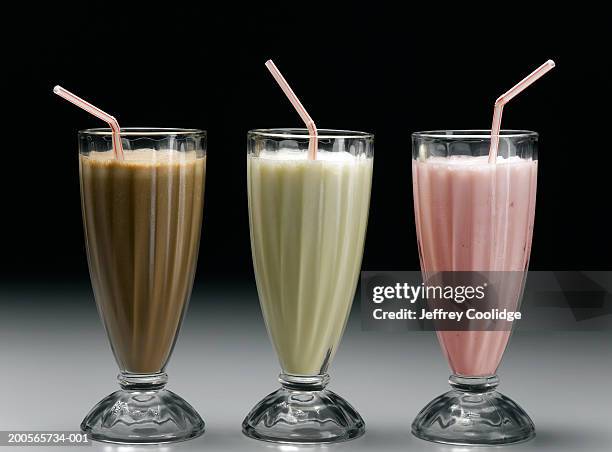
[265,60,318,160]
[53,85,125,160]
[488,60,555,163]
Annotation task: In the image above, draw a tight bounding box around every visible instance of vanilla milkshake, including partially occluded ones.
[243,128,372,444]
[248,149,373,375]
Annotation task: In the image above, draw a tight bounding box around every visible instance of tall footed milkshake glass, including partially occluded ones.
[411,130,538,445]
[78,128,206,444]
[243,129,373,443]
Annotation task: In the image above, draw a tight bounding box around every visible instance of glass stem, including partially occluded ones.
[449,374,499,393]
[118,372,168,391]
[279,373,330,391]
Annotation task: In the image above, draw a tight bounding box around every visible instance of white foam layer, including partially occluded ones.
[424,155,533,166]
[256,150,367,162]
[85,149,201,163]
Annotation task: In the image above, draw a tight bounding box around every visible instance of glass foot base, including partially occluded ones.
[81,389,204,444]
[242,379,365,444]
[412,375,535,446]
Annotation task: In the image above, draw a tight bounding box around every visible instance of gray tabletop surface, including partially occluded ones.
[1,283,610,451]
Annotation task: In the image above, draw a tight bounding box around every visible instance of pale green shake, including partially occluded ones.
[248,150,372,376]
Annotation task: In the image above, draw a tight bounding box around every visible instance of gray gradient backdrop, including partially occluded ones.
[1,282,610,451]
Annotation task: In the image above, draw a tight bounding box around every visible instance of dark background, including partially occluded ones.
[4,3,611,284]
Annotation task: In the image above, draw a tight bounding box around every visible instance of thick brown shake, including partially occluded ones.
[80,149,205,374]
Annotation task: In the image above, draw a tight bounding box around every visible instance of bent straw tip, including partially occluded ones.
[52,85,62,94]
[306,119,318,131]
[546,59,556,68]
[494,95,505,106]
[265,59,275,67]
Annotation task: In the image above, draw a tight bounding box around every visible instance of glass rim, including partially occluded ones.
[413,129,538,139]
[249,128,374,139]
[79,127,207,137]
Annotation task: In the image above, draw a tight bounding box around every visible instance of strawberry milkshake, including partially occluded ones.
[413,154,537,375]
[411,130,538,445]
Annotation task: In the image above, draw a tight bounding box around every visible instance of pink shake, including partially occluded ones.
[413,155,537,376]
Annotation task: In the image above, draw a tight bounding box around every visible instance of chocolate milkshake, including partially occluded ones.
[80,149,206,374]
